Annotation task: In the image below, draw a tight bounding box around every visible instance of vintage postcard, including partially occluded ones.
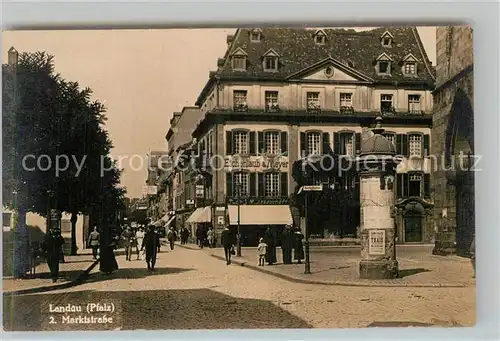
[2,26,475,331]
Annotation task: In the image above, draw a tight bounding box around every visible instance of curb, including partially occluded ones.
[4,259,100,296]
[209,254,468,288]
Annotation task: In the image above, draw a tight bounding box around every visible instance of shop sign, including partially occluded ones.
[227,197,289,206]
[224,155,288,172]
[195,185,204,198]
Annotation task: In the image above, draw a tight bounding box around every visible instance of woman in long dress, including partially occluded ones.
[294,228,305,264]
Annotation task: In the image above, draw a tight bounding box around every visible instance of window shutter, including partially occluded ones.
[249,173,257,197]
[322,132,330,154]
[423,134,430,157]
[258,173,265,197]
[226,172,233,197]
[226,131,233,155]
[258,132,265,154]
[280,132,288,154]
[402,134,409,157]
[423,173,430,198]
[402,173,409,197]
[280,172,288,197]
[396,134,403,155]
[333,133,341,155]
[300,132,306,157]
[355,133,361,155]
[249,131,256,155]
[396,173,403,198]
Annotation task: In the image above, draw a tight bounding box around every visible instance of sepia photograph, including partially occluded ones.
[2,25,475,331]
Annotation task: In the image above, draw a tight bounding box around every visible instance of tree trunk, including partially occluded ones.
[13,208,30,278]
[70,211,78,255]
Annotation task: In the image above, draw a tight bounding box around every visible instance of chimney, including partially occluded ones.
[226,34,234,45]
[217,58,225,67]
[8,47,18,66]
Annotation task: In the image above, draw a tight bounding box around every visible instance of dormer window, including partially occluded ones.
[313,29,327,45]
[380,31,394,47]
[376,53,393,76]
[402,54,419,76]
[250,28,262,42]
[231,48,248,71]
[262,48,280,72]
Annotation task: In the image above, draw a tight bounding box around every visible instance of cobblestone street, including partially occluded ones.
[3,246,475,330]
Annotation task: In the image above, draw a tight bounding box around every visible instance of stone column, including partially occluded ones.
[357,117,400,279]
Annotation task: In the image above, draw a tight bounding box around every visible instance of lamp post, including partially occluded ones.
[298,185,322,274]
[234,180,242,257]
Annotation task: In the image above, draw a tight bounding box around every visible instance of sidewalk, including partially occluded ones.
[3,254,98,295]
[177,242,475,288]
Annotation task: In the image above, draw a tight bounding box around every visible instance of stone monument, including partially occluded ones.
[357,117,401,279]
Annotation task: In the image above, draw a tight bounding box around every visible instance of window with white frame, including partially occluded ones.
[265,131,280,154]
[383,133,396,148]
[233,131,249,154]
[307,132,321,155]
[233,90,248,111]
[250,31,261,42]
[380,94,393,113]
[409,173,422,197]
[404,62,417,75]
[232,56,246,70]
[233,172,249,196]
[408,94,421,114]
[408,134,422,157]
[307,92,320,111]
[265,91,279,112]
[340,93,353,107]
[339,133,355,156]
[264,173,280,197]
[264,56,278,71]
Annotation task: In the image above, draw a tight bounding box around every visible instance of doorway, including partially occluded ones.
[404,214,423,243]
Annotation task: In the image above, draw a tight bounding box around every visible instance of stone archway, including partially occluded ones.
[445,88,475,256]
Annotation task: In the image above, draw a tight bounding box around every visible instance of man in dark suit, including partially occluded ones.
[220,226,233,265]
[142,225,160,271]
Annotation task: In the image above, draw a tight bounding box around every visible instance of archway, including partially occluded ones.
[445,88,474,256]
[403,202,425,242]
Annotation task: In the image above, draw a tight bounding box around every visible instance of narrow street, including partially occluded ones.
[3,246,475,330]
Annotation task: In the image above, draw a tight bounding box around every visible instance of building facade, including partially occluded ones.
[432,26,474,256]
[145,150,167,223]
[181,27,436,245]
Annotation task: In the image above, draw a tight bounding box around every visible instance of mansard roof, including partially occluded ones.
[196,27,436,105]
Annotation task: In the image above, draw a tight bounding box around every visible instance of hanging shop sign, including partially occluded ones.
[195,185,204,198]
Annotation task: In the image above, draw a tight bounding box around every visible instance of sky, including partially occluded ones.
[2,27,437,199]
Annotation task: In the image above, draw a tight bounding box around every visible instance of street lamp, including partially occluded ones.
[234,180,242,257]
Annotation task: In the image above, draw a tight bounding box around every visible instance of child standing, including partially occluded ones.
[257,238,268,266]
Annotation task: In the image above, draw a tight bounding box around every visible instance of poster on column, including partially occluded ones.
[368,230,385,255]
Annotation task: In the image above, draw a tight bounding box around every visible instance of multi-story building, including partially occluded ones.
[184,27,435,245]
[145,150,167,223]
[432,26,474,256]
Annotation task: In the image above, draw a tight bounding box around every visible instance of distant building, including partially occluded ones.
[176,27,437,246]
[145,150,167,223]
[432,26,474,256]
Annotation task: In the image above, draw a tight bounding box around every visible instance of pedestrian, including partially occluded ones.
[42,229,65,282]
[221,225,234,265]
[142,225,160,271]
[100,231,119,275]
[135,226,145,260]
[196,225,204,249]
[257,238,268,266]
[207,228,215,248]
[121,225,134,261]
[470,235,475,278]
[280,225,294,264]
[181,227,190,245]
[294,228,305,264]
[88,226,100,259]
[264,226,277,265]
[167,227,177,250]
[156,227,162,253]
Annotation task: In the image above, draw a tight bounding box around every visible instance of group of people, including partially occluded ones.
[179,226,190,245]
[195,225,216,249]
[258,225,304,266]
[120,225,163,271]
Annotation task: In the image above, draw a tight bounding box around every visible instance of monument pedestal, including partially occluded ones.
[359,259,398,279]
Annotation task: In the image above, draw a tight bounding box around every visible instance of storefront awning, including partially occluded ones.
[152,220,163,227]
[164,215,176,227]
[186,207,212,223]
[227,205,293,225]
[160,213,171,222]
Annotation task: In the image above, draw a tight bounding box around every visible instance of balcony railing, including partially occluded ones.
[233,103,248,112]
[381,106,396,116]
[307,103,322,114]
[265,103,281,113]
[339,106,355,115]
[407,109,425,116]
